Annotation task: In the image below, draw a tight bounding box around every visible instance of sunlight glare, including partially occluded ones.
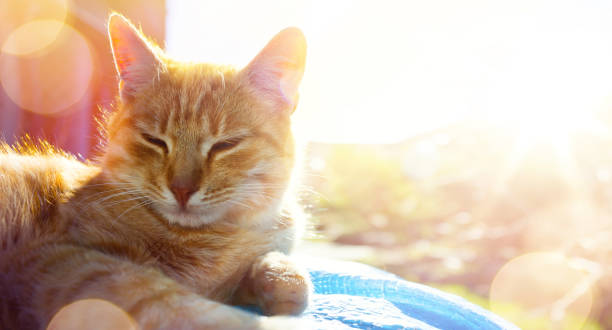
[490,252,596,329]
[167,0,612,144]
[0,22,93,115]
[2,20,66,56]
[500,106,599,155]
[0,0,69,55]
[48,299,137,330]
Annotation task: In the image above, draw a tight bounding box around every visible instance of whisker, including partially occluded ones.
[225,198,253,210]
[103,195,149,208]
[90,190,143,205]
[85,182,134,187]
[82,187,135,201]
[200,192,234,206]
[103,175,164,196]
[201,187,235,202]
[116,200,154,221]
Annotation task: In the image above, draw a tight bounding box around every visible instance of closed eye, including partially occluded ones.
[209,138,242,156]
[141,133,168,153]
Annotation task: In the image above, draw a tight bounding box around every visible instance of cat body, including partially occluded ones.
[0,14,309,329]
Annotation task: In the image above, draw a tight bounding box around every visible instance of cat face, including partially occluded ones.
[102,14,306,227]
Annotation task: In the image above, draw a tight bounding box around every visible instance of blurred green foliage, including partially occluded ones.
[301,124,612,329]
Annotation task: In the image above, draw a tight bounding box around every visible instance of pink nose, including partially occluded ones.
[170,184,197,209]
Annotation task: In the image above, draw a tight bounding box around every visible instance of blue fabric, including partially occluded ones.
[298,258,519,330]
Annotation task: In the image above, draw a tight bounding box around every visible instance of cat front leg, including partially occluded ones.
[234,251,312,316]
[16,243,276,329]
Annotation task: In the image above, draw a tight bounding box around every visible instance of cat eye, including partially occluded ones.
[141,133,168,153]
[209,138,242,155]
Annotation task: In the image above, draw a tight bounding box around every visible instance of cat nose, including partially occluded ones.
[170,183,197,209]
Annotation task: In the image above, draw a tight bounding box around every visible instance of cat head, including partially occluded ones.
[102,14,306,228]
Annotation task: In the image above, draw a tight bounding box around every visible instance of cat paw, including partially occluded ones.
[251,252,312,316]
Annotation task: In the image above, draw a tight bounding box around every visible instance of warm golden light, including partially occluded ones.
[490,252,596,329]
[2,20,66,56]
[0,22,93,115]
[167,0,612,144]
[168,2,612,328]
[47,299,137,330]
[0,0,69,46]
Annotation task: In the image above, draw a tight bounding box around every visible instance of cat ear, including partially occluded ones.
[243,27,306,114]
[108,13,162,101]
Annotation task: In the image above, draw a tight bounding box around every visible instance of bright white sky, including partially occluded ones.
[166,0,612,144]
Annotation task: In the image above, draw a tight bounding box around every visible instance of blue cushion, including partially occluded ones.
[299,258,518,330]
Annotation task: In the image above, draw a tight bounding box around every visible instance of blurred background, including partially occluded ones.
[2,0,612,328]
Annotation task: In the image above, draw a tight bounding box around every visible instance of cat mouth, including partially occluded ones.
[166,205,198,218]
[157,203,227,227]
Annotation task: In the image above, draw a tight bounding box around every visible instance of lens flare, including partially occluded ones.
[0,22,93,115]
[0,0,68,21]
[1,20,66,56]
[47,299,137,330]
[490,252,595,329]
[0,0,69,50]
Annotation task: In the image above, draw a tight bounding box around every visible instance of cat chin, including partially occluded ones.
[163,210,224,227]
[161,206,227,228]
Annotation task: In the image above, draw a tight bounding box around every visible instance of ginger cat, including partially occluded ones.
[0,14,310,329]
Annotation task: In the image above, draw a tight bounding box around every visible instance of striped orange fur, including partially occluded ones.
[0,14,310,329]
